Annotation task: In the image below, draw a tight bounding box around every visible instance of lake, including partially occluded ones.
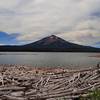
[0,52,100,68]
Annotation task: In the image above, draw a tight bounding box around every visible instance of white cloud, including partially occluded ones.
[58,17,100,45]
[0,0,100,46]
[0,43,5,45]
[17,32,42,42]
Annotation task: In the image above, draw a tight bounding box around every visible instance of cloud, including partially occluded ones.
[17,32,42,42]
[0,0,100,46]
[58,17,100,46]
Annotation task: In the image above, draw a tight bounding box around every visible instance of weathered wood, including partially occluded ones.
[2,95,27,100]
[0,86,25,91]
[0,64,100,100]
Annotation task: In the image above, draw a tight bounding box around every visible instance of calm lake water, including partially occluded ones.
[0,52,100,68]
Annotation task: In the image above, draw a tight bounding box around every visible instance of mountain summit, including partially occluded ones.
[34,35,60,45]
[22,35,100,52]
[0,35,100,52]
[24,35,68,47]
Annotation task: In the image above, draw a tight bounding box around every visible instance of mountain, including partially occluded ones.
[0,35,100,52]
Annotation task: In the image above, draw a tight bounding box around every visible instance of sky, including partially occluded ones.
[0,0,100,47]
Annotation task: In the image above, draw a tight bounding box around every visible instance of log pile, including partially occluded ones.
[0,64,100,100]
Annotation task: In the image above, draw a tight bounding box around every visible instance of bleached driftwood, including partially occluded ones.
[0,64,100,100]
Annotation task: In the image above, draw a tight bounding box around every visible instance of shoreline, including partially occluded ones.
[89,55,100,58]
[0,64,100,100]
[0,64,94,74]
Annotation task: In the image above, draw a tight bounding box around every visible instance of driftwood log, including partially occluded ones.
[0,64,100,100]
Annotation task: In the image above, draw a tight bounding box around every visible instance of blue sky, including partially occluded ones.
[0,31,20,45]
[0,0,100,47]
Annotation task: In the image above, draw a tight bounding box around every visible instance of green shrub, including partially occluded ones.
[80,89,100,100]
